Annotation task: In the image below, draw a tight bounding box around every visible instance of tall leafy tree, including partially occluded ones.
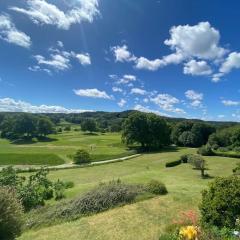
[37,117,55,136]
[81,118,98,133]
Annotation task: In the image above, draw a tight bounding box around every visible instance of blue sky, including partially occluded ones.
[0,0,240,121]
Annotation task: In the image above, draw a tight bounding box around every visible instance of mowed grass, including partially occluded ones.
[0,153,64,166]
[0,130,133,165]
[19,148,240,240]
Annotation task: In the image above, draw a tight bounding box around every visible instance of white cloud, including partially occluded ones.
[30,42,91,72]
[164,22,227,60]
[34,54,71,71]
[131,88,147,95]
[214,52,240,81]
[112,87,123,93]
[134,104,171,117]
[111,45,136,62]
[218,115,225,118]
[28,65,52,75]
[74,53,91,65]
[185,90,203,107]
[150,93,185,114]
[0,98,92,113]
[74,88,112,99]
[57,41,64,48]
[222,100,240,106]
[118,74,137,84]
[10,0,99,30]
[135,57,164,71]
[118,99,126,107]
[184,60,212,76]
[0,14,31,48]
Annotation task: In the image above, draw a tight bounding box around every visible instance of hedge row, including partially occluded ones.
[165,159,182,168]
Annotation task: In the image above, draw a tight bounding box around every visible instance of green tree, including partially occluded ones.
[122,112,170,149]
[37,117,55,136]
[81,119,98,133]
[178,131,197,147]
[73,149,91,164]
[0,187,24,240]
[188,154,206,177]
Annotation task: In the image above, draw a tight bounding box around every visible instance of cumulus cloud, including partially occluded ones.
[185,90,203,107]
[118,99,126,107]
[74,53,91,65]
[184,60,212,76]
[213,52,240,81]
[118,74,137,84]
[134,104,171,117]
[0,14,31,48]
[164,22,226,60]
[30,42,91,72]
[112,22,233,81]
[150,93,185,114]
[10,0,99,30]
[111,45,136,62]
[112,87,123,93]
[73,88,112,99]
[222,99,240,106]
[131,88,147,95]
[0,97,92,113]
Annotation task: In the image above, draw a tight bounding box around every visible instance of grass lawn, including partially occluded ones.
[0,130,133,165]
[18,147,240,240]
[0,153,64,165]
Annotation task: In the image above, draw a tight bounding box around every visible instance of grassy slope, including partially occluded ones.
[19,148,240,240]
[0,131,132,165]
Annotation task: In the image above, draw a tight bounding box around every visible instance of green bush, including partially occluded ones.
[200,176,240,228]
[73,149,91,164]
[215,151,240,159]
[64,181,74,189]
[146,180,168,195]
[180,154,190,163]
[197,145,214,156]
[165,160,181,168]
[0,187,24,240]
[70,180,139,215]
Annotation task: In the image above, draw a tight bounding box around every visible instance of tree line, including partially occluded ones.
[0,113,55,140]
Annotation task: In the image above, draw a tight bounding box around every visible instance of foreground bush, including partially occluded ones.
[73,149,91,164]
[146,180,168,195]
[200,176,240,228]
[70,180,139,215]
[0,187,24,240]
[0,167,69,211]
[26,180,142,228]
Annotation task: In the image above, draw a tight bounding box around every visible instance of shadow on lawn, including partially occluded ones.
[128,145,180,154]
[83,132,99,136]
[11,136,58,145]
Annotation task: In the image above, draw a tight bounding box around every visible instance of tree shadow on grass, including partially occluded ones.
[83,132,99,136]
[11,136,58,145]
[127,145,179,154]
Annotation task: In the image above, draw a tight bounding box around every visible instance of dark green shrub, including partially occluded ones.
[64,181,74,189]
[73,149,91,164]
[54,180,65,200]
[180,154,190,163]
[0,187,24,240]
[146,180,168,195]
[197,145,214,156]
[200,176,240,228]
[64,126,71,131]
[165,160,181,168]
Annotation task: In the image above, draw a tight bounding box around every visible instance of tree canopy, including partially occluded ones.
[122,112,170,149]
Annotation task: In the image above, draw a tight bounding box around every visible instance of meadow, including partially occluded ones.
[0,130,134,166]
[18,147,240,240]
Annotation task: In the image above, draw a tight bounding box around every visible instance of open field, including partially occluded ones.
[0,131,134,165]
[18,147,240,240]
